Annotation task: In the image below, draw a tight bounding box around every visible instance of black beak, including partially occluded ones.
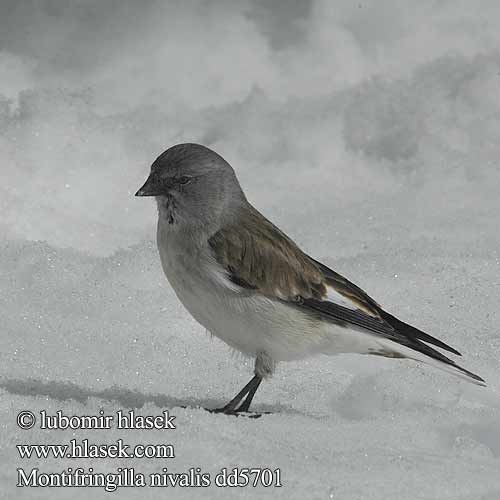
[135,173,163,197]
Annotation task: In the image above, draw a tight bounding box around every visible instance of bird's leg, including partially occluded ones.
[236,376,262,412]
[210,375,262,414]
[210,352,274,416]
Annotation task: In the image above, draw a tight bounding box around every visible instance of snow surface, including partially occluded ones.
[1,1,500,499]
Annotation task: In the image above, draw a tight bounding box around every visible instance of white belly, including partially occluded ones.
[156,223,393,363]
[156,225,341,361]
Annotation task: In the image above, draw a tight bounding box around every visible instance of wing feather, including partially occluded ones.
[208,205,484,384]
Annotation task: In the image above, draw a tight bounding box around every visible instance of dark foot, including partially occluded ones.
[205,406,267,418]
[202,374,267,417]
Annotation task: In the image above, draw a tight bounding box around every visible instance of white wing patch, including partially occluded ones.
[324,284,359,310]
[205,256,246,293]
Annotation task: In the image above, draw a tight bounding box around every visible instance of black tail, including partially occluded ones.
[380,310,461,356]
[380,311,485,385]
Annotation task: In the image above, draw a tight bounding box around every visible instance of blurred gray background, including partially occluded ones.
[1,0,499,256]
[1,2,500,499]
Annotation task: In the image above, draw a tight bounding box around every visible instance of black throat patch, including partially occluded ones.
[158,195,178,225]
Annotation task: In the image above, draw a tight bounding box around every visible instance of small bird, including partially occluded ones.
[136,143,485,416]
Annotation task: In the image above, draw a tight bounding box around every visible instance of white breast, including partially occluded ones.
[156,220,344,362]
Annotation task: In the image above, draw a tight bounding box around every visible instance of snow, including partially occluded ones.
[1,1,500,499]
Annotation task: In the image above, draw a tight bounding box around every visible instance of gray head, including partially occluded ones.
[136,143,246,232]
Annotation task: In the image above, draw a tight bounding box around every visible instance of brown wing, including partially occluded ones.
[208,205,465,361]
[209,205,382,316]
[207,205,484,383]
[208,205,328,301]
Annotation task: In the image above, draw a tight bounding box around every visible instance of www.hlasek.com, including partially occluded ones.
[16,409,282,491]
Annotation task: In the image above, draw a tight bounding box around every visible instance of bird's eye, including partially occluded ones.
[178,176,192,185]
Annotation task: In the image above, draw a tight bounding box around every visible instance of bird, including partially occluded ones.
[135,143,485,416]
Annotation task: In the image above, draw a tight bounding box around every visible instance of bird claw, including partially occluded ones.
[205,406,267,418]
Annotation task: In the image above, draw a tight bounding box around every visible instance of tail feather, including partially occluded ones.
[372,327,486,386]
[404,349,485,386]
[380,310,462,356]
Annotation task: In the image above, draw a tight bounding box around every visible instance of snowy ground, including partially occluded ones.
[2,1,500,499]
[2,202,500,500]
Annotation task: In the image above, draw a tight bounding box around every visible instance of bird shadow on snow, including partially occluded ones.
[0,377,305,417]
